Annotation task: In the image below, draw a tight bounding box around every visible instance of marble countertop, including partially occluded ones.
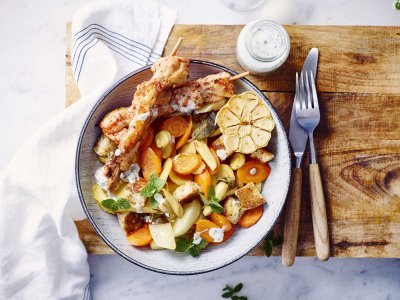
[1,0,399,299]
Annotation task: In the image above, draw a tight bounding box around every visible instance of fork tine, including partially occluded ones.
[309,72,319,110]
[295,72,301,111]
[299,72,306,109]
[305,72,312,109]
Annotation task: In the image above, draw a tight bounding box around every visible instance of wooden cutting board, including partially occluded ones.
[66,23,400,258]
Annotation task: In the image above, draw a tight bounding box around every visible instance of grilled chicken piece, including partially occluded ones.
[100,107,133,144]
[117,212,144,236]
[170,72,235,110]
[173,181,201,203]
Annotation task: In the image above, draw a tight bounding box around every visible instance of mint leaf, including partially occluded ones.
[210,200,224,213]
[222,291,233,298]
[116,198,131,210]
[200,194,209,206]
[188,246,200,257]
[221,283,247,299]
[264,238,274,257]
[175,238,190,252]
[395,0,400,10]
[223,285,233,292]
[233,283,243,293]
[150,197,159,209]
[196,239,208,250]
[175,237,208,257]
[140,174,165,198]
[208,186,216,199]
[101,199,118,211]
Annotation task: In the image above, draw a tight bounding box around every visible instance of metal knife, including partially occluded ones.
[282,48,319,267]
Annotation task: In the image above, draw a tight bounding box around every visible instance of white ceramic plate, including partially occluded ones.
[76,60,291,275]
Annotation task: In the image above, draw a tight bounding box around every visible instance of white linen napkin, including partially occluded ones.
[0,1,177,299]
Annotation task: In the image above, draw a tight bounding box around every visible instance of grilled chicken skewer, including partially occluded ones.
[100,71,241,144]
[102,55,190,192]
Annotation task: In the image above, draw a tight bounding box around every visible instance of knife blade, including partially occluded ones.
[289,48,318,167]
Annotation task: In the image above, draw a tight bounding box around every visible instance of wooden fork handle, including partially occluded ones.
[282,168,302,266]
[309,163,330,261]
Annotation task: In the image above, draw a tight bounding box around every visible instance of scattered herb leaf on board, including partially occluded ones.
[263,230,282,257]
[222,283,247,299]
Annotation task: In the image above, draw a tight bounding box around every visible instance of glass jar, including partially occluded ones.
[236,20,290,75]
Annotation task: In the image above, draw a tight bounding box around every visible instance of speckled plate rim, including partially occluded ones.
[75,59,292,275]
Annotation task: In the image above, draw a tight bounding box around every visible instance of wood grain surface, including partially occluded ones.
[66,24,400,257]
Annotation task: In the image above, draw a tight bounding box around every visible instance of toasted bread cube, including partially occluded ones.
[223,196,243,224]
[129,179,147,206]
[249,148,274,163]
[234,182,266,211]
[211,136,234,161]
[94,134,117,162]
[173,181,201,203]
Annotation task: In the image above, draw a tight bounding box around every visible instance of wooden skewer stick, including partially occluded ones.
[170,37,184,56]
[229,71,250,81]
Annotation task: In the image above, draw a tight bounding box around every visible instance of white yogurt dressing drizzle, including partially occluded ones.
[95,167,108,191]
[209,226,226,243]
[216,149,227,161]
[120,163,141,183]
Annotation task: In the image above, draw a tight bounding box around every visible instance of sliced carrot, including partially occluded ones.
[161,116,189,137]
[194,169,211,198]
[127,225,152,247]
[149,142,163,159]
[195,219,219,243]
[140,147,162,181]
[208,148,221,175]
[169,169,194,185]
[237,160,271,183]
[209,213,233,232]
[222,225,235,242]
[176,116,193,150]
[238,206,264,228]
[139,127,154,150]
[172,153,202,175]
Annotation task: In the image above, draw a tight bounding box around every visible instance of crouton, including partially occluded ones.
[249,148,274,163]
[234,182,266,211]
[223,196,243,224]
[93,134,117,163]
[211,136,234,161]
[173,181,201,203]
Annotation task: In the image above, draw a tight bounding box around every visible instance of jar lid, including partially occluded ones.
[245,20,288,62]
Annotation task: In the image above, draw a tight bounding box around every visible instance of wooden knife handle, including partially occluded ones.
[309,163,330,261]
[282,168,302,266]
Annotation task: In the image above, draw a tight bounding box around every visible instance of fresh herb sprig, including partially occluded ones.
[263,230,282,257]
[140,174,166,208]
[222,283,247,300]
[200,186,224,213]
[101,198,131,211]
[394,0,400,11]
[175,237,208,257]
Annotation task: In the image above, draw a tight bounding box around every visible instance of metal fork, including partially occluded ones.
[295,71,330,261]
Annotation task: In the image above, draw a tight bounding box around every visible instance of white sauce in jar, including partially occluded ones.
[236,20,290,75]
